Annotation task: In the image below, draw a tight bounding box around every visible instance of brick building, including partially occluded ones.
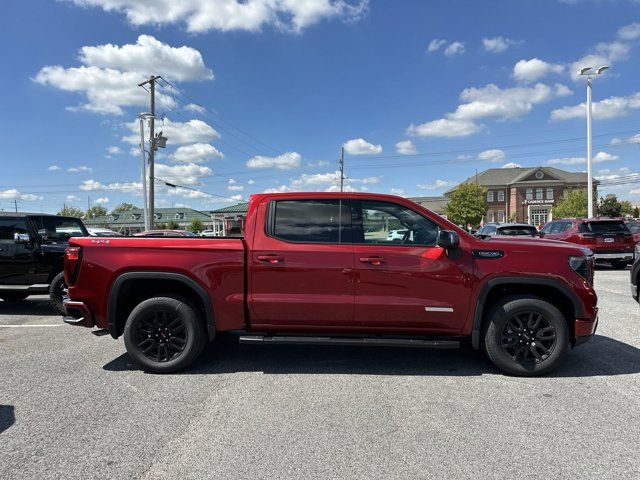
[445,166,595,226]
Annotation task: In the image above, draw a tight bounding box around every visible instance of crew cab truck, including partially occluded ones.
[63,193,598,376]
[1,212,88,314]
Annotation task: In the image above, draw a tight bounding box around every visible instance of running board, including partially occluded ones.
[238,335,459,349]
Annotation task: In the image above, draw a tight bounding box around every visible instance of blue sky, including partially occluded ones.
[2,0,640,213]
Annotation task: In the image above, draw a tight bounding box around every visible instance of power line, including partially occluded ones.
[155,177,247,202]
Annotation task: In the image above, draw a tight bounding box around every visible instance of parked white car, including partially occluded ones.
[87,228,123,237]
[387,229,413,242]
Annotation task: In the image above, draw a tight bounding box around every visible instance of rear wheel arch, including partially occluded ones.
[471,277,582,349]
[107,272,215,341]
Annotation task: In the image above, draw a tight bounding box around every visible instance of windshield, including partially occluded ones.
[627,222,640,234]
[580,221,628,234]
[497,226,538,236]
[31,216,87,243]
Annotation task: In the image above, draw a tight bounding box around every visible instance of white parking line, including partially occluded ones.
[0,324,62,328]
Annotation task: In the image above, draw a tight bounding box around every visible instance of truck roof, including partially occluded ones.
[248,192,414,202]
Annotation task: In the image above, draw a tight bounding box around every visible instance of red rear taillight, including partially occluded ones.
[64,247,81,286]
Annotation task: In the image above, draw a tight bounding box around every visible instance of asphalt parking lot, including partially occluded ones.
[1,269,640,480]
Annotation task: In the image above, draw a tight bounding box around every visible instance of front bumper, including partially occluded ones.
[62,298,94,328]
[593,252,633,261]
[574,308,598,346]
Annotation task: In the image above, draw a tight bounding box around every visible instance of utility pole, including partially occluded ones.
[14,199,18,213]
[138,75,161,230]
[339,147,345,192]
[87,195,90,212]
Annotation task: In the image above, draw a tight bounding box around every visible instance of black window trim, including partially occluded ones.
[265,198,354,245]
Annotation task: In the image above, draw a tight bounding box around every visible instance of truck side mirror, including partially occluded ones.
[437,230,460,249]
[14,232,31,244]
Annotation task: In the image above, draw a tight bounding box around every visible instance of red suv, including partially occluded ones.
[540,217,634,269]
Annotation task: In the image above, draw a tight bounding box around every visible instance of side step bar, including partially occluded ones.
[239,335,459,349]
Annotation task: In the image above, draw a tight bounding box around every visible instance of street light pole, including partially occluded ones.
[586,76,593,218]
[579,66,609,218]
[138,113,151,231]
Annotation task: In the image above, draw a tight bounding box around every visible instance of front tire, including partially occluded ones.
[483,296,569,376]
[49,272,67,315]
[123,296,207,373]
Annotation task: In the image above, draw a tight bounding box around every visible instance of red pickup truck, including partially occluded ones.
[63,193,598,376]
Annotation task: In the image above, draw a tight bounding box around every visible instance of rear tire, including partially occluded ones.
[0,293,29,302]
[483,296,569,376]
[610,260,628,270]
[123,296,207,373]
[49,272,67,315]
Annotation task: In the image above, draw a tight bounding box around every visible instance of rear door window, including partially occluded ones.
[0,218,29,241]
[271,199,351,243]
[497,226,537,236]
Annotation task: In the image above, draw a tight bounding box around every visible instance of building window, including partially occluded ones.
[498,211,506,223]
[175,213,185,220]
[487,210,494,223]
[154,213,162,220]
[546,188,553,200]
[536,188,543,200]
[497,190,504,202]
[487,191,494,202]
[526,188,533,200]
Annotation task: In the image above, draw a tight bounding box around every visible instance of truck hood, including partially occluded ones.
[478,236,591,255]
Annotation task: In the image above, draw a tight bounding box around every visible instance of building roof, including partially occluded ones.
[84,207,211,226]
[210,202,249,214]
[407,196,450,214]
[445,166,593,194]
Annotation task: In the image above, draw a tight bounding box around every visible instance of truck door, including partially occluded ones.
[249,198,355,327]
[0,217,37,285]
[352,200,472,335]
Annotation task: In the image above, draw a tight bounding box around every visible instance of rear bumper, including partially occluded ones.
[62,298,94,328]
[593,252,633,261]
[574,308,598,346]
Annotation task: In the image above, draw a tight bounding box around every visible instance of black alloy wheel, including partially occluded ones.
[135,310,188,363]
[501,312,557,365]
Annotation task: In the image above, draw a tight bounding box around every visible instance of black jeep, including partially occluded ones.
[0,212,88,313]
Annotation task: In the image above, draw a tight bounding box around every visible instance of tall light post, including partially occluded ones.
[579,65,610,218]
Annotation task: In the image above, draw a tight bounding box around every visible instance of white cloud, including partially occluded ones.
[247,179,256,185]
[0,189,43,202]
[229,194,244,201]
[478,149,506,162]
[444,41,465,56]
[389,188,405,196]
[408,82,571,138]
[79,179,143,194]
[228,178,237,184]
[280,170,379,192]
[457,154,472,160]
[502,162,522,168]
[48,165,61,171]
[416,179,455,190]
[551,91,640,121]
[167,187,211,199]
[123,118,220,146]
[513,58,564,83]
[547,151,619,165]
[79,35,213,82]
[427,39,447,52]
[407,118,481,138]
[618,22,640,41]
[172,143,223,163]
[246,151,301,170]
[595,167,631,180]
[66,195,80,201]
[34,35,213,115]
[155,163,213,185]
[395,140,417,155]
[482,36,515,53]
[68,0,369,33]
[343,138,382,155]
[263,185,291,193]
[611,134,640,145]
[569,40,630,82]
[306,160,330,167]
[107,146,121,155]
[95,197,110,204]
[228,184,244,191]
[185,103,206,114]
[68,165,93,173]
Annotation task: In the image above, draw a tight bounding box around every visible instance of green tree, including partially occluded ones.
[58,205,85,218]
[110,202,137,215]
[167,220,179,229]
[85,205,108,219]
[553,188,588,218]
[189,218,204,233]
[619,200,634,217]
[444,183,487,227]
[598,194,622,217]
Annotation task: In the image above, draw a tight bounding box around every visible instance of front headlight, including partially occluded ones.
[569,255,594,284]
